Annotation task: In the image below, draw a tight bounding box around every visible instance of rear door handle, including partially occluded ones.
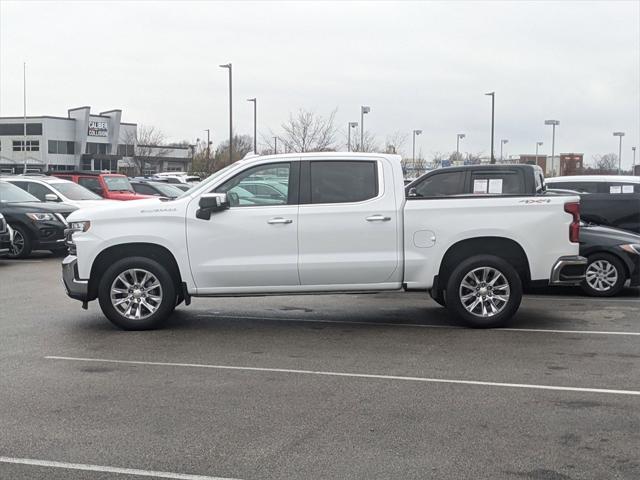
[366,215,391,222]
[267,217,293,224]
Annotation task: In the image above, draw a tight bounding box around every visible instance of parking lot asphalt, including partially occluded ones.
[1,255,639,480]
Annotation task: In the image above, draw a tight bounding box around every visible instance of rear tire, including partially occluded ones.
[8,225,32,259]
[98,256,176,330]
[445,255,522,328]
[581,253,626,297]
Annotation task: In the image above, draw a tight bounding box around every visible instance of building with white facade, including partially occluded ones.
[0,106,191,174]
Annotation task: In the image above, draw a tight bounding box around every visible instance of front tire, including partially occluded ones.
[445,255,522,328]
[98,256,176,330]
[8,225,32,259]
[581,253,626,297]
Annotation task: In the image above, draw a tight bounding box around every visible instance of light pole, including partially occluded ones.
[485,92,495,163]
[347,122,358,152]
[632,146,637,169]
[500,139,508,162]
[219,63,232,164]
[544,119,560,175]
[204,129,211,166]
[360,106,370,151]
[456,133,466,157]
[535,141,543,167]
[412,129,422,164]
[247,98,257,153]
[273,136,278,154]
[613,132,625,175]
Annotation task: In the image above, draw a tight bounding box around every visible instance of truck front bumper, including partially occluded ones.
[549,255,587,286]
[62,255,89,302]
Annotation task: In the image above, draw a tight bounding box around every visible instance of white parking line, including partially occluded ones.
[45,356,640,396]
[524,295,639,303]
[196,314,640,336]
[0,456,241,480]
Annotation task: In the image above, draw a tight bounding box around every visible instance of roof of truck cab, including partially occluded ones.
[546,175,640,183]
[248,152,402,162]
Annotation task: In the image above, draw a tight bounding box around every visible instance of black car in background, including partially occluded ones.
[546,176,640,233]
[579,223,640,296]
[0,181,76,258]
[129,180,186,199]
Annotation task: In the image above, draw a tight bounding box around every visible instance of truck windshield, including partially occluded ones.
[104,176,134,192]
[0,182,41,203]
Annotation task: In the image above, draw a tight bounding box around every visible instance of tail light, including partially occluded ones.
[564,202,580,243]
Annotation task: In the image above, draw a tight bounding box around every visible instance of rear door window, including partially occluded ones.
[470,170,525,195]
[309,161,378,204]
[604,182,640,194]
[411,171,465,197]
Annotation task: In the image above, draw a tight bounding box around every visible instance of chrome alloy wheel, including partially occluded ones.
[585,260,618,292]
[459,266,510,317]
[9,229,24,257]
[110,268,163,320]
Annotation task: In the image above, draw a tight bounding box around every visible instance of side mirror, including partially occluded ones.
[196,193,229,220]
[408,187,418,198]
[45,193,60,202]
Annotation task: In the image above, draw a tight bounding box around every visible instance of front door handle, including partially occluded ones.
[267,217,293,224]
[366,215,391,222]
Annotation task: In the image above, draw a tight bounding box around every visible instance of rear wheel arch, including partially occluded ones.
[436,237,530,291]
[89,243,183,300]
[583,249,630,278]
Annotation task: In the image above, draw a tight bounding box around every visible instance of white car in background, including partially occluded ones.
[153,172,201,184]
[3,176,118,209]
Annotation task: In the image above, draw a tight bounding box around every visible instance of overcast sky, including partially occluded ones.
[1,1,638,167]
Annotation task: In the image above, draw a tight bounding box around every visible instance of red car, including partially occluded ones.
[53,172,153,201]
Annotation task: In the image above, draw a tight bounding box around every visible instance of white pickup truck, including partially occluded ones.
[62,153,586,330]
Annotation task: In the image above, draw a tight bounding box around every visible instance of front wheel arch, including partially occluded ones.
[89,243,183,301]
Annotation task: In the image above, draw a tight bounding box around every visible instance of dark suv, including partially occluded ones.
[406,164,546,198]
[0,181,76,258]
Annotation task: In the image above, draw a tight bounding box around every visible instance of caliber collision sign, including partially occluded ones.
[88,120,108,137]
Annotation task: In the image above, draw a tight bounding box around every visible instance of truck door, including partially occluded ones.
[186,161,301,292]
[297,159,400,286]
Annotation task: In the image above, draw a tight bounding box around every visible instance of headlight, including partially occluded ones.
[26,212,55,221]
[64,221,90,254]
[620,244,640,255]
[70,221,91,232]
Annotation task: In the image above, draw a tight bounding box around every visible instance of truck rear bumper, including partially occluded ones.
[549,255,587,286]
[62,255,89,302]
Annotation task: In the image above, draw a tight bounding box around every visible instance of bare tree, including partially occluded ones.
[212,134,253,171]
[466,152,483,165]
[431,151,447,169]
[592,153,618,172]
[190,139,213,173]
[448,151,464,164]
[124,125,171,175]
[347,127,378,153]
[385,131,408,156]
[280,108,338,152]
